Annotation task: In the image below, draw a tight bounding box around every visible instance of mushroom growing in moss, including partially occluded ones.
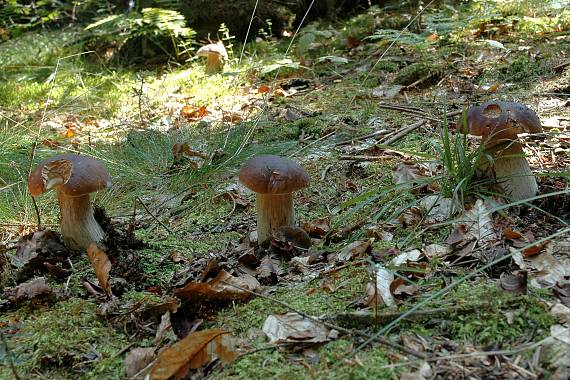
[239,155,310,246]
[465,101,542,201]
[196,41,228,74]
[28,154,112,251]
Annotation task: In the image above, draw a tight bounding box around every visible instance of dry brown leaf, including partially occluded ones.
[257,255,283,284]
[523,242,548,257]
[503,227,522,240]
[390,277,419,297]
[180,105,209,120]
[391,249,423,266]
[125,347,156,378]
[337,239,372,262]
[87,243,112,297]
[2,277,54,305]
[150,329,238,379]
[392,163,427,186]
[258,84,270,94]
[302,217,330,237]
[174,270,260,304]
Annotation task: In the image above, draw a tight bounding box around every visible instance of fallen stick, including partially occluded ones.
[381,120,427,145]
[338,154,396,161]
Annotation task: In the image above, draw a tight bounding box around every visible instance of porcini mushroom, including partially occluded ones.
[196,41,228,74]
[28,154,112,251]
[465,101,542,201]
[239,155,310,245]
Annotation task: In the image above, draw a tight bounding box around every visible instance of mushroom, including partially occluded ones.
[196,41,228,74]
[239,155,310,245]
[465,101,542,201]
[28,154,112,251]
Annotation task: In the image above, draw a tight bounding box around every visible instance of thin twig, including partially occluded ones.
[380,120,427,145]
[333,129,390,147]
[338,155,395,162]
[136,196,173,234]
[219,280,427,359]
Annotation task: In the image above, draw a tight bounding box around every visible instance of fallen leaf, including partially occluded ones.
[390,278,419,297]
[371,85,404,99]
[302,218,330,237]
[180,105,209,120]
[154,311,172,344]
[503,227,522,240]
[523,241,548,257]
[258,85,270,94]
[87,243,112,297]
[150,329,238,379]
[125,347,156,378]
[257,255,283,284]
[3,277,53,304]
[528,253,570,289]
[398,207,423,227]
[365,265,396,308]
[420,195,456,224]
[174,270,260,304]
[451,199,498,244]
[423,244,450,259]
[262,312,336,345]
[550,303,570,324]
[336,239,372,262]
[392,163,427,186]
[391,249,423,266]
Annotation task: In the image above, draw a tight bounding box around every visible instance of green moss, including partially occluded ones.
[394,62,443,86]
[0,299,128,379]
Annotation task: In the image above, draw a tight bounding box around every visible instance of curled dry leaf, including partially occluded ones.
[174,270,260,304]
[257,255,283,285]
[420,195,456,224]
[150,329,238,380]
[449,199,498,244]
[125,347,156,378]
[392,163,427,186]
[423,244,450,259]
[391,249,423,266]
[302,217,330,237]
[528,253,570,289]
[389,277,419,297]
[336,239,372,262]
[180,105,209,120]
[262,312,336,345]
[2,277,54,306]
[365,266,396,308]
[87,242,112,297]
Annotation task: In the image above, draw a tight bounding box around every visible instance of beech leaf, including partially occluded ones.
[150,329,238,380]
[87,243,112,297]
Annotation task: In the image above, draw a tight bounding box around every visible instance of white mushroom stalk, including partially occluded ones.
[488,141,538,202]
[57,189,106,251]
[255,193,294,245]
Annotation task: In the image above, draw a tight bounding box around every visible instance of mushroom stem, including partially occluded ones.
[57,190,106,251]
[256,193,294,245]
[205,55,223,74]
[487,141,538,201]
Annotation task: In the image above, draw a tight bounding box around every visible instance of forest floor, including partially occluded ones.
[1,1,570,379]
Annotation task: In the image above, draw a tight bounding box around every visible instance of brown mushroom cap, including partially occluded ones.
[28,154,112,197]
[464,101,542,141]
[196,42,228,60]
[239,155,310,194]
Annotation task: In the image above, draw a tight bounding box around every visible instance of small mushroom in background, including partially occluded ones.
[28,154,112,251]
[465,101,543,201]
[196,41,228,75]
[239,155,310,246]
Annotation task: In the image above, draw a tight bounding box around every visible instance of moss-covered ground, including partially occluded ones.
[1,0,569,378]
